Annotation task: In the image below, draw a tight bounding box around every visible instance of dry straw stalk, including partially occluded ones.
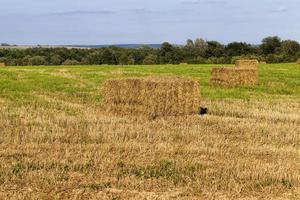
[210,67,257,87]
[235,59,259,69]
[101,76,200,118]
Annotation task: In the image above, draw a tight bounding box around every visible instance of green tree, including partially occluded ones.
[281,40,300,56]
[143,54,157,65]
[159,42,175,64]
[29,56,46,65]
[194,38,208,57]
[102,49,116,64]
[260,36,281,55]
[50,55,62,65]
[205,41,225,58]
[225,42,254,56]
[85,52,102,65]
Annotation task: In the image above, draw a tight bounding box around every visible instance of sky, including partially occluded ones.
[0,0,299,45]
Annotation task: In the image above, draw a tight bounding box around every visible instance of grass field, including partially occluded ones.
[0,63,299,199]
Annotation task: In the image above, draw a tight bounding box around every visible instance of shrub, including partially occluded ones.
[50,55,63,65]
[187,57,207,64]
[28,56,46,66]
[206,57,230,64]
[143,54,157,65]
[266,54,284,64]
[62,59,80,65]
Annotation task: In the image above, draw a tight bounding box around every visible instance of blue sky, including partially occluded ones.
[0,0,299,45]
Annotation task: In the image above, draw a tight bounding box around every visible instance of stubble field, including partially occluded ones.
[0,63,299,199]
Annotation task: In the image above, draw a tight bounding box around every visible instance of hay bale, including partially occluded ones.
[235,59,258,69]
[297,58,300,64]
[210,67,257,87]
[0,63,5,67]
[101,76,200,118]
[259,61,267,64]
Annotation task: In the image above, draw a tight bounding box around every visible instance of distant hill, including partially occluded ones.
[69,44,162,49]
[0,44,163,49]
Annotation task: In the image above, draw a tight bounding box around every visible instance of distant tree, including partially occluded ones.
[266,54,284,63]
[29,56,46,65]
[127,55,135,65]
[118,53,129,65]
[1,36,299,66]
[85,51,102,65]
[184,38,208,59]
[281,40,300,56]
[159,42,176,64]
[50,55,63,65]
[185,39,194,49]
[143,54,157,65]
[225,42,254,56]
[205,41,225,58]
[194,38,208,57]
[187,56,207,64]
[102,49,116,64]
[260,36,281,55]
[119,52,135,65]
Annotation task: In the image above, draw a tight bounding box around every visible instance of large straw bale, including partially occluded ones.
[235,60,258,69]
[210,67,257,87]
[0,63,5,67]
[101,76,200,118]
[297,58,300,64]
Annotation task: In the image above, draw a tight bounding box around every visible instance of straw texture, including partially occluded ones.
[210,67,257,87]
[101,76,200,118]
[235,60,259,69]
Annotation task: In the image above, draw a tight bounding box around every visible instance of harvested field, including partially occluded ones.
[235,59,259,69]
[0,64,299,199]
[210,67,257,87]
[101,76,200,118]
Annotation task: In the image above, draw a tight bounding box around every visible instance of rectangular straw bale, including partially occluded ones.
[297,58,300,64]
[210,67,257,87]
[101,76,200,118]
[235,59,258,69]
[0,63,5,67]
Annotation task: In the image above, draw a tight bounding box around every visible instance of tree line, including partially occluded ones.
[0,36,299,66]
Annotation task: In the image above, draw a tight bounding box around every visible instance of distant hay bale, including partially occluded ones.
[210,67,257,87]
[297,58,300,64]
[259,61,267,64]
[101,76,200,118]
[0,63,5,67]
[235,59,259,69]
